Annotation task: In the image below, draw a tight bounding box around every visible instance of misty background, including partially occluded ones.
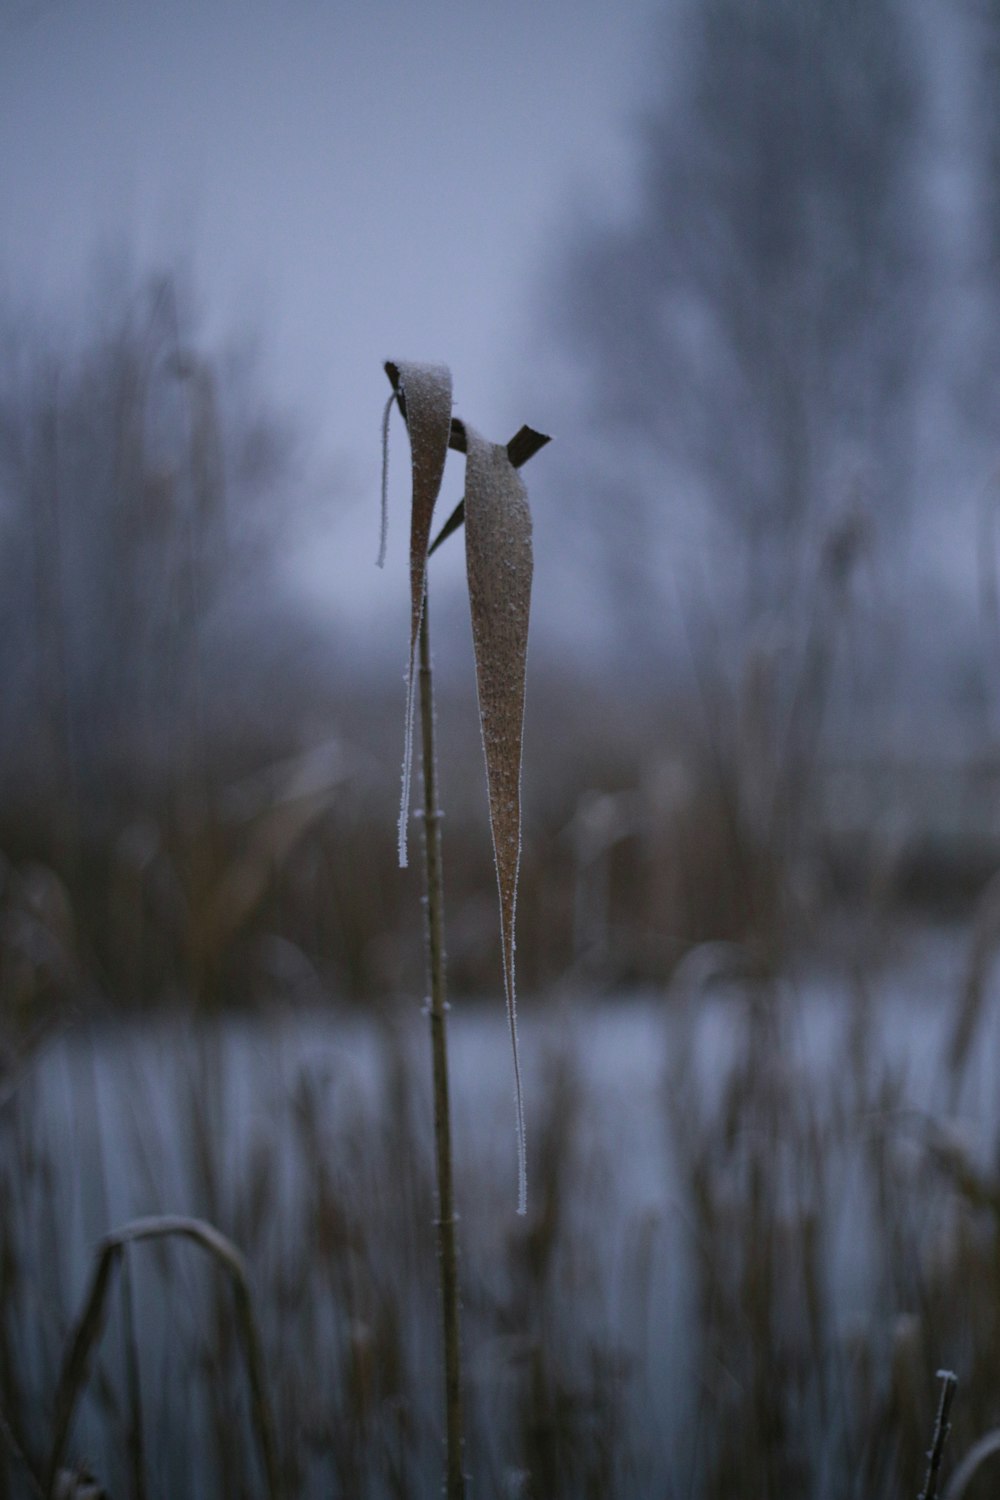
[13,6,1000,1496]
[3,0,1000,1008]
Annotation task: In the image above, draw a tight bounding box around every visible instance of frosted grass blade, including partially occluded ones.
[464,425,532,1213]
[383,360,453,866]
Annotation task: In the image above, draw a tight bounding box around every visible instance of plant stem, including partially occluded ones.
[919,1369,958,1500]
[418,590,466,1500]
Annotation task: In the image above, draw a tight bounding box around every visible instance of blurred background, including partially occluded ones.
[7,1,1000,1496]
[3,0,1000,1008]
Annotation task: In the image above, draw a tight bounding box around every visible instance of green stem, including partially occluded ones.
[418,590,466,1500]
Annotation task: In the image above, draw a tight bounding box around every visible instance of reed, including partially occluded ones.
[3,941,1000,1495]
[45,1216,280,1500]
[379,359,548,1497]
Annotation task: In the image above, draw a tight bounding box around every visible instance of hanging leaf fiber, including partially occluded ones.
[383,360,453,867]
[376,390,394,569]
[464,425,533,1214]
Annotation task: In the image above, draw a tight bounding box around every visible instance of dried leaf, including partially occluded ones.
[383,360,453,866]
[464,424,532,1213]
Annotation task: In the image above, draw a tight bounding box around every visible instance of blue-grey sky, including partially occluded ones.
[0,0,660,629]
[4,0,995,728]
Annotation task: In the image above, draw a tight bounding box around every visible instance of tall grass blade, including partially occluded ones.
[464,425,532,1214]
[919,1370,958,1500]
[382,360,453,868]
[119,1249,147,1500]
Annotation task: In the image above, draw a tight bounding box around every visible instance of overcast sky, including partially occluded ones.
[0,0,661,632]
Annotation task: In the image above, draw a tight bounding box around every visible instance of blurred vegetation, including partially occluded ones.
[7,0,1000,1492]
[0,248,995,1500]
[0,260,993,1059]
[0,268,399,1020]
[3,936,1000,1496]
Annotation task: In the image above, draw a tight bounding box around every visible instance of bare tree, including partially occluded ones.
[0,270,318,841]
[542,0,932,953]
[556,0,925,652]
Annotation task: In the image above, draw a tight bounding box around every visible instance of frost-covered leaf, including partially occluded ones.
[464,424,532,1213]
[383,360,453,866]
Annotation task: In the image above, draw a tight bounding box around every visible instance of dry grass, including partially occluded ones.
[2,923,1000,1496]
[4,269,1000,1498]
[46,1216,279,1500]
